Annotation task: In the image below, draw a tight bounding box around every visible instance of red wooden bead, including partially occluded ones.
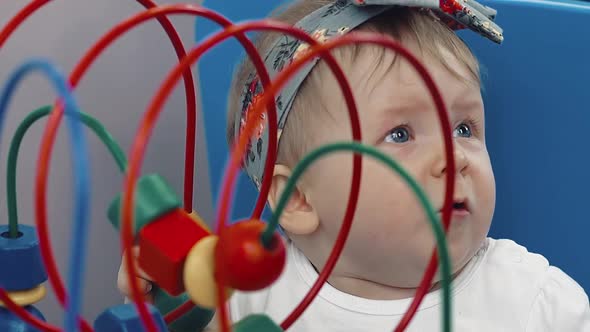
[138,209,210,296]
[215,219,286,291]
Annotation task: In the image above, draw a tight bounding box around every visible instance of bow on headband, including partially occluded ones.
[353,0,503,43]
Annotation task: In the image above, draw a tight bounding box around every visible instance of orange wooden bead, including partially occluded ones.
[183,235,232,308]
[0,285,46,307]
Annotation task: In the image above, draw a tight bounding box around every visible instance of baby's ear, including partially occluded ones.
[267,164,319,235]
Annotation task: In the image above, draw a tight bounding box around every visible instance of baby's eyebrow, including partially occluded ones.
[377,96,436,118]
[371,92,483,133]
[372,97,432,135]
[375,97,437,130]
[450,94,484,114]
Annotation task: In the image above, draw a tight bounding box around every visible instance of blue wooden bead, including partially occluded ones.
[0,225,47,291]
[94,303,167,332]
[0,305,46,332]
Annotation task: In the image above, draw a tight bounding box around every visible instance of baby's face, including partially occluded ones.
[299,39,495,288]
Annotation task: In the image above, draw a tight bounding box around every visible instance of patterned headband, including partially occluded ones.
[236,0,504,188]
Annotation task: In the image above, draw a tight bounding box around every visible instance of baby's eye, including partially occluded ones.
[454,123,472,138]
[385,126,411,143]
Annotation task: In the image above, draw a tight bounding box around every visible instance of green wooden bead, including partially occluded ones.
[234,314,283,332]
[152,286,214,332]
[107,174,180,235]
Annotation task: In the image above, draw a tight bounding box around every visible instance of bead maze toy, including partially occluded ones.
[0,1,480,331]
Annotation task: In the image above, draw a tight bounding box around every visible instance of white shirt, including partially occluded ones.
[218,238,590,331]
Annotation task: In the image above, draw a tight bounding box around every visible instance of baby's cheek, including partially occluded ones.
[359,164,425,216]
[310,152,430,240]
[474,156,496,223]
[350,172,426,241]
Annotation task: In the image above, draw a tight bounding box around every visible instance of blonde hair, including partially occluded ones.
[227,0,480,168]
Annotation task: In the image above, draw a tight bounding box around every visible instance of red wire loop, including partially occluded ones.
[7,2,199,331]
[3,2,455,332]
[129,17,363,331]
[0,0,51,49]
[31,4,219,332]
[54,4,275,331]
[37,3,196,331]
[136,0,198,213]
[117,18,307,332]
[225,30,456,331]
[208,24,361,332]
[118,4,303,324]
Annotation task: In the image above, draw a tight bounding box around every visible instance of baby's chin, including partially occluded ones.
[373,241,479,288]
[430,239,484,283]
[325,245,479,300]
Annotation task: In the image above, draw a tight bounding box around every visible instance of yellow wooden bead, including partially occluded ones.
[183,235,232,308]
[189,211,211,233]
[0,284,46,307]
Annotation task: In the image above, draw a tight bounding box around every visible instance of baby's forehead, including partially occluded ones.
[303,48,484,133]
[313,41,481,101]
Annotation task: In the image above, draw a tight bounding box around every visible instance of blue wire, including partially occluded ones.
[0,59,91,332]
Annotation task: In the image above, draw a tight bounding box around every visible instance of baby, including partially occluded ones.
[119,0,590,331]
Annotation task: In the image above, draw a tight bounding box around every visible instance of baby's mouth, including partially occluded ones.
[451,200,470,218]
[453,201,467,211]
[439,200,470,217]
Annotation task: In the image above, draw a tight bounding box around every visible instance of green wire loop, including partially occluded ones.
[6,105,127,238]
[261,141,452,332]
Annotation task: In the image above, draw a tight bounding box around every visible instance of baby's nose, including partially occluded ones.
[431,148,469,177]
